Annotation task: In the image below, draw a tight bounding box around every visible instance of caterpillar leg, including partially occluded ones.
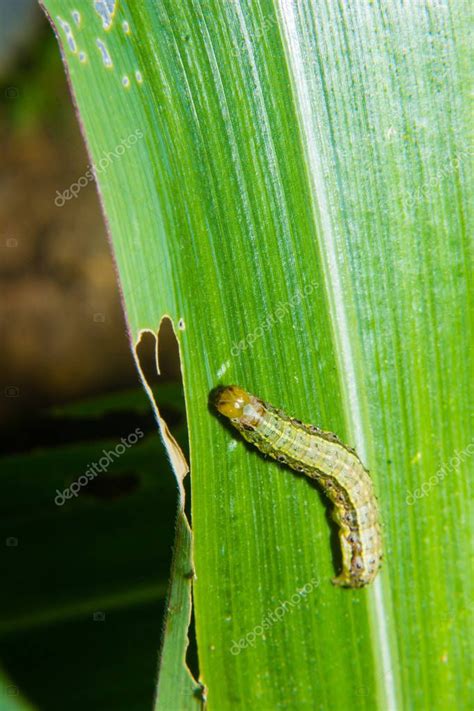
[332,528,354,587]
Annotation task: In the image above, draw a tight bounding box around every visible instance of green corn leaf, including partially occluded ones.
[38,2,472,709]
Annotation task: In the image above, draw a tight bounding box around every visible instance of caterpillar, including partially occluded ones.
[213,386,382,588]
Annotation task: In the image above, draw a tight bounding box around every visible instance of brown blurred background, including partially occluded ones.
[0,0,179,433]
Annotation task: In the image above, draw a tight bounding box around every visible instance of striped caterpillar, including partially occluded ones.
[213,386,382,587]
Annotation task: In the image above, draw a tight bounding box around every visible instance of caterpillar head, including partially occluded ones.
[213,385,253,419]
[213,386,264,428]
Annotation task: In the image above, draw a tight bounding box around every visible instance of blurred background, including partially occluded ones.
[0,0,181,429]
[0,3,186,709]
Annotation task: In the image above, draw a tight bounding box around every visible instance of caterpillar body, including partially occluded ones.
[214,386,382,588]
